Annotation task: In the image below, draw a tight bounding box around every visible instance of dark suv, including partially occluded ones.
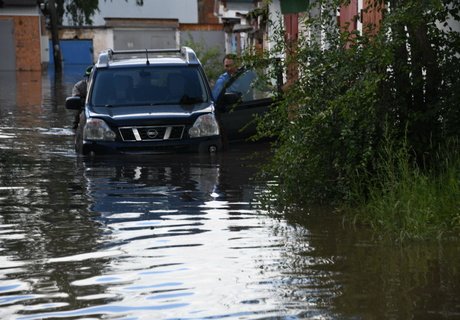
[66,47,222,155]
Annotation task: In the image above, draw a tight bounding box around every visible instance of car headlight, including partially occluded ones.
[83,118,116,141]
[189,114,220,138]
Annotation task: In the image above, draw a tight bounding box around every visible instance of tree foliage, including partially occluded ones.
[256,0,460,207]
[55,0,99,26]
[54,0,143,26]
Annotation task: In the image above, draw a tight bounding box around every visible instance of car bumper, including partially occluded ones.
[80,136,222,155]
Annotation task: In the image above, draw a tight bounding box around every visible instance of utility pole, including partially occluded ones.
[48,0,62,72]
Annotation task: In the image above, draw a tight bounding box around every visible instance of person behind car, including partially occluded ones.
[72,65,92,100]
[71,65,92,129]
[212,53,238,100]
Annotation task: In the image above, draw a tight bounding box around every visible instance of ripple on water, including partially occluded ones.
[37,127,75,136]
[2,78,459,320]
[0,280,31,295]
[47,250,125,263]
[71,273,141,287]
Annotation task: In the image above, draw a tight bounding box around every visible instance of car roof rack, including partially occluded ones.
[96,47,199,67]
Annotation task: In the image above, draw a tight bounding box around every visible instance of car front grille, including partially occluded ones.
[119,126,185,141]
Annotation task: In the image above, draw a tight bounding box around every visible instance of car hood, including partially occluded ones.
[88,103,214,120]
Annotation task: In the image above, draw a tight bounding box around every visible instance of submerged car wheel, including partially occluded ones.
[74,116,85,154]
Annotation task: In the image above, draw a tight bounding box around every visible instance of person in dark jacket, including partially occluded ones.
[71,66,92,129]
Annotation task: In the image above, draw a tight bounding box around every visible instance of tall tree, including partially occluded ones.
[48,0,62,72]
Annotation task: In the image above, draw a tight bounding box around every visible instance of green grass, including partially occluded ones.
[350,140,460,241]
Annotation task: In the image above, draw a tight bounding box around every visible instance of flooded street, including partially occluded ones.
[1,70,460,319]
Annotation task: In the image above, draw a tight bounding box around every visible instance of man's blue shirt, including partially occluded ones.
[212,72,231,100]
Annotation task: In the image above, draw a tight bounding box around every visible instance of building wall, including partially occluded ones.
[59,24,225,64]
[64,0,198,26]
[198,0,219,24]
[94,29,114,59]
[0,2,223,70]
[0,18,15,70]
[55,1,222,65]
[0,15,41,71]
[180,24,225,56]
[104,18,180,50]
[14,15,41,71]
[216,0,258,54]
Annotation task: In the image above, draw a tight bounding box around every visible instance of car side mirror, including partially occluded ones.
[65,96,83,110]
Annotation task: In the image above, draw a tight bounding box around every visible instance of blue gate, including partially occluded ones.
[49,39,93,65]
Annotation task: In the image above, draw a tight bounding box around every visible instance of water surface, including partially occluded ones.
[1,70,459,319]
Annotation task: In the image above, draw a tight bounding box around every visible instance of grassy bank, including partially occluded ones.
[350,141,460,241]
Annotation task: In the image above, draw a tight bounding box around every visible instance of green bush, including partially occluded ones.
[255,0,460,238]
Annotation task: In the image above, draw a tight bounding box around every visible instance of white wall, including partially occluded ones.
[64,0,198,26]
[93,29,114,60]
[0,6,39,16]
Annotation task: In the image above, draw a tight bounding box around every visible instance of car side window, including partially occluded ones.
[226,69,274,102]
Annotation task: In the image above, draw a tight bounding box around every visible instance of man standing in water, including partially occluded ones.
[212,53,238,100]
[71,65,92,129]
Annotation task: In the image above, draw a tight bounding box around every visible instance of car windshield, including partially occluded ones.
[90,66,209,107]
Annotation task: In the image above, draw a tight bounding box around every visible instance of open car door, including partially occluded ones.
[215,67,278,142]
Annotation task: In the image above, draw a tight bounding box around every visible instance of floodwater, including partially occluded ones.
[1,70,460,320]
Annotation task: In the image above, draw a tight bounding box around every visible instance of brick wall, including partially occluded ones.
[2,15,42,71]
[198,0,219,24]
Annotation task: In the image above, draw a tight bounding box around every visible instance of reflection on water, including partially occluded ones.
[0,70,460,319]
